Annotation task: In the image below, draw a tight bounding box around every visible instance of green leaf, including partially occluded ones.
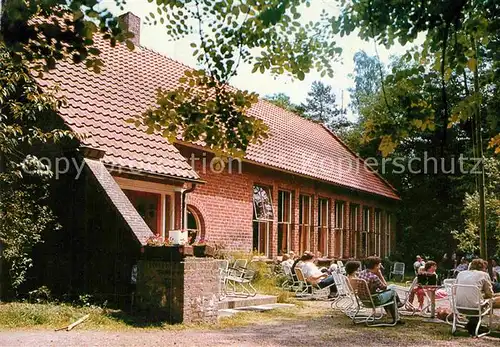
[467,58,477,71]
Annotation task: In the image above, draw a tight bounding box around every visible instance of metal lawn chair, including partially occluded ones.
[224,265,257,297]
[389,262,405,281]
[233,259,248,270]
[451,283,493,337]
[294,268,313,297]
[351,278,399,326]
[331,273,360,317]
[216,259,229,300]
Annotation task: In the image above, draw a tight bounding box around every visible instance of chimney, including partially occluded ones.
[119,12,141,46]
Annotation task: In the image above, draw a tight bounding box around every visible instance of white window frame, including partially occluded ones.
[253,185,273,256]
[375,210,382,256]
[386,213,392,256]
[351,205,359,258]
[278,190,292,254]
[299,194,312,252]
[114,176,178,238]
[362,207,370,257]
[318,198,329,256]
[334,201,345,258]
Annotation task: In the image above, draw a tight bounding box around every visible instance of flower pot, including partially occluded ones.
[143,245,193,261]
[193,245,215,258]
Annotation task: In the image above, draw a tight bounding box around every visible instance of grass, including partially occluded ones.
[0,300,304,331]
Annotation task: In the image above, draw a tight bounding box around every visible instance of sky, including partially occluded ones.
[100,0,412,121]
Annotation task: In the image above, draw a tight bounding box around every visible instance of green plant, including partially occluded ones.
[28,286,52,304]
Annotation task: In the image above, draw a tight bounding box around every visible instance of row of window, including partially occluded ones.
[252,185,393,258]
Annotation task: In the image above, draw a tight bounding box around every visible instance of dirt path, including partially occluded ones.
[1,302,499,347]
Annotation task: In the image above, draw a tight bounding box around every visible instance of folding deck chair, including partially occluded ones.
[389,262,405,281]
[351,278,399,326]
[451,283,493,337]
[224,264,257,297]
[294,268,336,300]
[216,259,229,300]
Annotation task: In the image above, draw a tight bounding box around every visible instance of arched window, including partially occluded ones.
[186,205,205,244]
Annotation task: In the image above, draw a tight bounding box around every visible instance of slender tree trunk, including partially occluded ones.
[472,38,487,260]
[0,151,4,302]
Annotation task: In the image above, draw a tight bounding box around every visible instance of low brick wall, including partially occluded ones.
[136,257,219,324]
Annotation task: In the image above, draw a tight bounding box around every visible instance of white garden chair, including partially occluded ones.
[351,278,399,326]
[389,262,405,281]
[451,283,493,337]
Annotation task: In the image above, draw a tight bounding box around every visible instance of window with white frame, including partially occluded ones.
[361,207,370,258]
[277,190,292,255]
[385,213,392,256]
[374,210,382,256]
[334,201,345,257]
[118,176,176,239]
[298,195,312,253]
[318,198,329,256]
[253,185,273,256]
[350,204,359,258]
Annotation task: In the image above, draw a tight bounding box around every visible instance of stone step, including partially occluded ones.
[218,303,295,318]
[217,294,277,310]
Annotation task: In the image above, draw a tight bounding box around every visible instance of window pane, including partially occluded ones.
[277,224,289,255]
[124,190,161,235]
[253,185,274,220]
[335,201,344,228]
[299,195,311,253]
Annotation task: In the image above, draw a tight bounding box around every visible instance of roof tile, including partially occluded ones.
[42,37,398,200]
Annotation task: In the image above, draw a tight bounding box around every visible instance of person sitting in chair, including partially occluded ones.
[408,260,437,311]
[300,253,337,298]
[345,260,361,290]
[358,256,404,324]
[413,255,425,274]
[456,258,500,335]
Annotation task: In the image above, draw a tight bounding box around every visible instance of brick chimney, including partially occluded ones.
[119,12,141,46]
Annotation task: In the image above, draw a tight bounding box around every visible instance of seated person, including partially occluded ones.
[413,255,425,274]
[456,258,500,335]
[328,262,339,274]
[300,253,337,297]
[345,260,361,290]
[358,256,404,324]
[455,257,469,272]
[492,259,500,278]
[280,254,294,273]
[408,260,437,311]
[489,259,500,293]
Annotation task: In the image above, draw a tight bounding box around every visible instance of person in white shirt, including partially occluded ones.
[455,258,500,335]
[280,254,294,273]
[413,255,425,274]
[299,253,337,297]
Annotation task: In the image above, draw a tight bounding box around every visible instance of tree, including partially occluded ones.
[131,0,341,156]
[0,0,130,292]
[263,93,304,115]
[300,81,350,135]
[331,0,500,259]
[452,158,500,257]
[349,51,381,113]
[0,47,69,291]
[350,55,475,262]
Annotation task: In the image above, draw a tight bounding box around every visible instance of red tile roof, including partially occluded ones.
[246,102,399,199]
[41,37,399,200]
[39,40,201,181]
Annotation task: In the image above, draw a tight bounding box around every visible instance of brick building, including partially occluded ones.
[39,12,399,296]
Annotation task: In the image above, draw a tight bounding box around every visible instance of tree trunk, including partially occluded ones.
[472,38,488,260]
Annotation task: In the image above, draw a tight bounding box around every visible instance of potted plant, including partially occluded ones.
[142,235,193,261]
[192,237,215,257]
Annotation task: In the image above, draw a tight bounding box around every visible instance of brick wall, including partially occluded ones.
[178,145,398,259]
[136,257,218,324]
